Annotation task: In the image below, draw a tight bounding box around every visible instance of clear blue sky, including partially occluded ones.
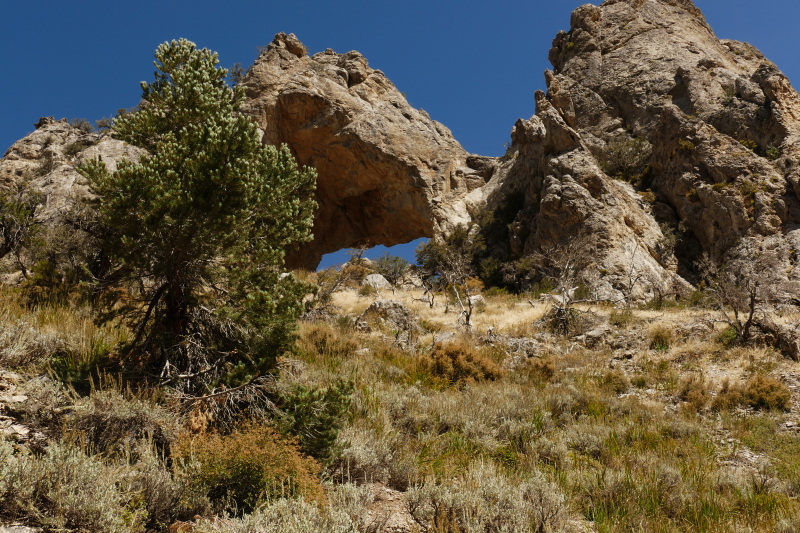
[2,0,798,268]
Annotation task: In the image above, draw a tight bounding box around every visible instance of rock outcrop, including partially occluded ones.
[5,0,800,299]
[241,33,492,270]
[0,117,146,214]
[539,0,800,286]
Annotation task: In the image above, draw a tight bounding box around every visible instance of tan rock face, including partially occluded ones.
[241,33,491,269]
[514,0,800,289]
[0,117,146,221]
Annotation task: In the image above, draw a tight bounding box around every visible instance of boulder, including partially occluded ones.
[354,299,415,332]
[363,273,391,290]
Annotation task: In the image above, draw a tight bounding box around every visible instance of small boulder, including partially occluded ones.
[363,273,391,290]
[355,299,415,332]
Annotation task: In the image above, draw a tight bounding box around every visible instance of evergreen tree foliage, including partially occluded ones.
[277,378,354,466]
[373,252,409,293]
[78,39,317,391]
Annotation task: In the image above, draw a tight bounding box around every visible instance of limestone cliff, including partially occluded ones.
[539,0,800,287]
[241,33,491,269]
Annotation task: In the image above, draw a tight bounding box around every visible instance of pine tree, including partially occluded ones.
[79,39,317,392]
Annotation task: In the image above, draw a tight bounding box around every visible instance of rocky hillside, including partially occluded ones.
[3,0,800,299]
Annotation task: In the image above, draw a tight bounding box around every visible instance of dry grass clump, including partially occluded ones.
[404,461,567,533]
[712,375,791,411]
[609,309,635,328]
[649,324,674,352]
[677,374,711,413]
[298,323,359,362]
[744,375,791,411]
[601,370,630,394]
[0,288,128,372]
[420,342,504,387]
[711,378,745,411]
[521,357,556,385]
[177,423,326,515]
[69,388,179,457]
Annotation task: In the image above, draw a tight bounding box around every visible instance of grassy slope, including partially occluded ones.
[1,286,800,532]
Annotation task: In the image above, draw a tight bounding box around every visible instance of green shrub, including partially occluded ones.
[278,378,354,466]
[421,342,504,386]
[177,424,326,516]
[358,283,376,297]
[740,139,760,153]
[766,146,781,160]
[678,139,696,153]
[689,290,708,307]
[715,325,739,347]
[483,286,508,298]
[69,118,95,133]
[599,136,653,187]
[738,179,757,198]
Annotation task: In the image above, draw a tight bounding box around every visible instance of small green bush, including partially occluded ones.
[278,378,354,466]
[738,179,757,198]
[678,139,696,153]
[177,424,326,516]
[740,139,760,153]
[358,283,376,297]
[766,146,781,160]
[715,325,739,347]
[69,118,95,133]
[483,286,508,298]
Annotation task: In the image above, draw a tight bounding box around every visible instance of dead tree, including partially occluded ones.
[697,249,790,344]
[415,225,480,329]
[529,231,599,335]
